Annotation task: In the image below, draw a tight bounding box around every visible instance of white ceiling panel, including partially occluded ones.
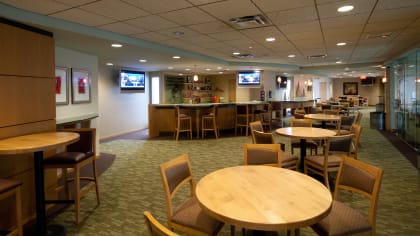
[157,26,201,39]
[50,8,115,26]
[1,0,69,14]
[80,0,149,21]
[122,0,192,13]
[159,7,215,25]
[132,31,173,42]
[253,0,314,13]
[208,31,249,41]
[278,21,320,35]
[317,0,376,19]
[369,6,420,22]
[54,0,96,7]
[188,21,233,34]
[199,0,262,21]
[98,22,148,35]
[266,6,318,25]
[376,0,420,10]
[126,15,179,31]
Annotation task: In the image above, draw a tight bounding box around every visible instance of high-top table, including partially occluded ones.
[276,127,336,170]
[0,132,80,236]
[196,165,332,234]
[304,113,340,129]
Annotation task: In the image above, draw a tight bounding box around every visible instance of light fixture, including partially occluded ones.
[360,75,367,80]
[139,59,147,63]
[382,77,387,83]
[336,42,346,46]
[111,43,122,48]
[337,5,354,12]
[265,37,276,42]
[106,62,113,66]
[172,56,181,59]
[232,52,241,55]
[193,65,198,82]
[288,54,296,58]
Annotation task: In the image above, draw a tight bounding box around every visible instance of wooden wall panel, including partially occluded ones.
[0,76,55,128]
[0,22,54,78]
[0,19,56,227]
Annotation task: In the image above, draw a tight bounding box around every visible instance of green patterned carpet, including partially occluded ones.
[50,109,420,235]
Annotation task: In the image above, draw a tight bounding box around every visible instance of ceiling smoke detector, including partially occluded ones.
[232,53,254,59]
[229,15,268,29]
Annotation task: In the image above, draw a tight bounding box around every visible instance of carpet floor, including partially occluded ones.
[48,108,420,236]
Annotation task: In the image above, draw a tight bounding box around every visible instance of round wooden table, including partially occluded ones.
[196,165,332,232]
[304,114,340,129]
[276,127,336,170]
[0,132,80,236]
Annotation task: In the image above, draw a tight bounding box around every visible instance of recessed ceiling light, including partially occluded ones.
[249,46,253,49]
[336,42,346,46]
[265,37,276,42]
[173,31,184,37]
[336,60,342,64]
[185,68,191,71]
[111,43,122,48]
[232,52,241,55]
[178,73,183,76]
[218,71,224,74]
[139,59,147,63]
[205,68,211,71]
[168,66,174,69]
[337,5,354,12]
[217,66,222,70]
[106,62,113,66]
[288,54,296,58]
[172,56,181,59]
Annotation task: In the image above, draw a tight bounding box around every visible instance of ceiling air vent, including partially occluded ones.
[307,54,327,59]
[366,32,392,39]
[229,15,268,29]
[232,53,254,59]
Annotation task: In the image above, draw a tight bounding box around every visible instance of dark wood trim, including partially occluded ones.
[0,17,53,37]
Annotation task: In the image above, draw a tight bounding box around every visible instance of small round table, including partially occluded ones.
[275,127,336,170]
[0,132,80,236]
[196,165,332,233]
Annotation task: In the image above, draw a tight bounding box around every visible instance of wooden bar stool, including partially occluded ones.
[201,105,218,139]
[44,128,100,224]
[235,104,252,136]
[0,179,23,236]
[174,106,192,140]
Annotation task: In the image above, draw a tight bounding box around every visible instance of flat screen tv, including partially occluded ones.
[360,77,375,86]
[238,71,261,86]
[119,69,145,90]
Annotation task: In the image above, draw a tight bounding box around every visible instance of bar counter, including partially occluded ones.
[148,100,314,138]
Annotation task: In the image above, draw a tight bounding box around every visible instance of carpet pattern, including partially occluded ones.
[49,108,420,236]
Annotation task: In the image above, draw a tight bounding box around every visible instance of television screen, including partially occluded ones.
[276,76,287,88]
[238,71,261,86]
[120,69,145,90]
[360,77,374,86]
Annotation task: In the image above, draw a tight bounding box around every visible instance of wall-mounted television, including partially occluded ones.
[360,77,375,86]
[119,69,145,90]
[238,71,261,86]
[276,76,288,88]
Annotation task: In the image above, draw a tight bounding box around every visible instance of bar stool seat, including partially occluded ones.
[44,128,99,225]
[0,179,23,236]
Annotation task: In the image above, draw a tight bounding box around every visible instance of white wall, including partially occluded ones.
[98,66,149,139]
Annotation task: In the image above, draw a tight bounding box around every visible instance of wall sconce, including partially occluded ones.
[193,74,198,82]
[382,77,387,83]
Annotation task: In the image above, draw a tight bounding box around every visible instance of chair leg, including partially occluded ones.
[92,159,100,205]
[213,118,218,139]
[15,186,23,236]
[63,168,70,200]
[74,167,81,224]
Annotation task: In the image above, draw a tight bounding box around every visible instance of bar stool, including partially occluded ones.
[44,128,100,224]
[174,106,192,140]
[201,105,218,139]
[0,179,23,236]
[235,104,252,136]
[253,103,272,131]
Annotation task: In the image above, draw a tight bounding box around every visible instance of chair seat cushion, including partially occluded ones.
[172,197,223,235]
[305,154,342,167]
[44,151,93,164]
[0,179,22,193]
[312,200,371,235]
[281,151,299,162]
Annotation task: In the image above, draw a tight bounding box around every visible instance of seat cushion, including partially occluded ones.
[305,154,342,167]
[0,179,22,193]
[172,197,223,235]
[44,151,92,164]
[312,200,371,236]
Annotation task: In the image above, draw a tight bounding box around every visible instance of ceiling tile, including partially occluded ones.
[80,0,149,21]
[376,0,420,10]
[320,14,369,29]
[199,0,262,21]
[50,8,115,26]
[208,31,249,41]
[317,0,376,19]
[266,6,318,25]
[278,21,320,34]
[126,15,179,31]
[188,21,233,34]
[159,7,215,25]
[253,0,314,12]
[98,22,148,35]
[122,0,192,14]
[369,6,420,23]
[156,26,201,38]
[1,0,70,14]
[54,0,96,6]
[132,32,173,42]
[239,26,286,43]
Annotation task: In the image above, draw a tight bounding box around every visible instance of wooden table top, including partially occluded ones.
[195,165,332,231]
[275,127,337,139]
[0,132,80,154]
[304,113,341,121]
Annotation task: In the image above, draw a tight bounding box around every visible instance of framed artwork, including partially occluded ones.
[71,68,91,104]
[55,66,69,105]
[343,82,358,95]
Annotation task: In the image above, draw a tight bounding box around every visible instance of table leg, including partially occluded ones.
[33,151,66,236]
[321,121,326,129]
[299,139,307,171]
[196,110,200,139]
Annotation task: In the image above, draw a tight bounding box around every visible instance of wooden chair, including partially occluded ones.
[251,130,299,170]
[0,179,23,236]
[201,105,218,139]
[175,106,192,140]
[290,118,319,155]
[253,103,272,131]
[244,144,282,167]
[293,108,306,119]
[304,134,354,190]
[349,124,362,159]
[235,104,252,136]
[339,115,356,134]
[159,154,224,236]
[144,211,180,236]
[311,157,383,236]
[44,128,100,224]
